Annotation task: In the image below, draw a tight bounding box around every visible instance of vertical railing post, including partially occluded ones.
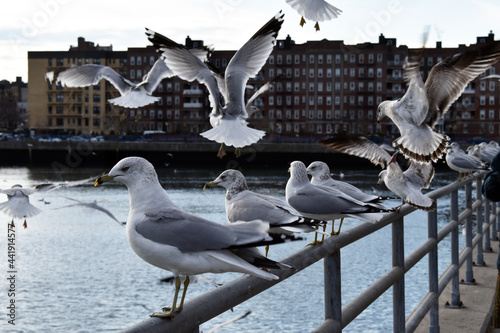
[485,199,492,252]
[449,190,461,307]
[464,181,475,284]
[324,250,342,332]
[428,209,440,333]
[491,201,497,240]
[476,179,484,265]
[392,217,405,333]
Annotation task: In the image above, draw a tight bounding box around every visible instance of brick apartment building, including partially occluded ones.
[27,32,500,142]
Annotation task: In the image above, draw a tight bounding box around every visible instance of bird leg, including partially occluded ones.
[265,245,270,257]
[235,148,242,158]
[9,219,14,229]
[23,219,27,229]
[300,16,306,26]
[151,276,182,318]
[176,276,190,312]
[314,21,320,31]
[331,218,344,235]
[217,143,226,159]
[306,224,327,246]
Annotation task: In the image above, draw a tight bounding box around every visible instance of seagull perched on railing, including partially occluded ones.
[146,11,284,158]
[307,161,394,203]
[318,137,436,212]
[94,156,294,318]
[286,161,391,239]
[204,169,327,253]
[378,41,500,164]
[446,142,489,180]
[286,0,342,31]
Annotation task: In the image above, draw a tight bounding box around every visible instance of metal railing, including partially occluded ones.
[120,171,498,333]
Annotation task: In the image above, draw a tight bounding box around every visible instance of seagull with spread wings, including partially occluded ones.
[319,137,436,212]
[55,58,175,108]
[285,0,342,31]
[378,41,500,164]
[0,177,96,228]
[146,12,284,157]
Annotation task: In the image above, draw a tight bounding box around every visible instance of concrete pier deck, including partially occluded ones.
[415,239,499,333]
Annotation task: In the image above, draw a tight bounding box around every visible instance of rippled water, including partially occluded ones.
[0,163,463,332]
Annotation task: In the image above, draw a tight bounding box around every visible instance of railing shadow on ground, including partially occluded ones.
[120,171,497,333]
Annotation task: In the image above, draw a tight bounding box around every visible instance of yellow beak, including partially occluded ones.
[94,174,117,186]
[203,181,219,190]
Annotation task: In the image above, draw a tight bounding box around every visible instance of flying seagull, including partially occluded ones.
[55,58,175,108]
[319,137,436,212]
[146,11,284,157]
[286,0,342,31]
[378,41,500,164]
[0,176,96,228]
[94,156,293,318]
[55,197,122,226]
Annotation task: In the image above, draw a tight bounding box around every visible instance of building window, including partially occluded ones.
[489,96,495,105]
[269,55,274,64]
[480,110,486,119]
[93,107,100,114]
[150,110,155,118]
[318,54,323,64]
[93,94,100,103]
[277,55,282,64]
[286,54,291,64]
[295,54,300,64]
[489,110,495,119]
[309,54,315,63]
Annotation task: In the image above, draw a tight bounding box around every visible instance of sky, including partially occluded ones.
[1,0,499,82]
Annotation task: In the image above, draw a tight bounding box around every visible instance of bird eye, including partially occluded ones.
[121,167,130,172]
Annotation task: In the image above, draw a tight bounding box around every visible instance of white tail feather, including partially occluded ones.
[201,119,266,148]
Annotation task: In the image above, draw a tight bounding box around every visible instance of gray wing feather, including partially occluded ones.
[56,64,133,95]
[136,207,269,252]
